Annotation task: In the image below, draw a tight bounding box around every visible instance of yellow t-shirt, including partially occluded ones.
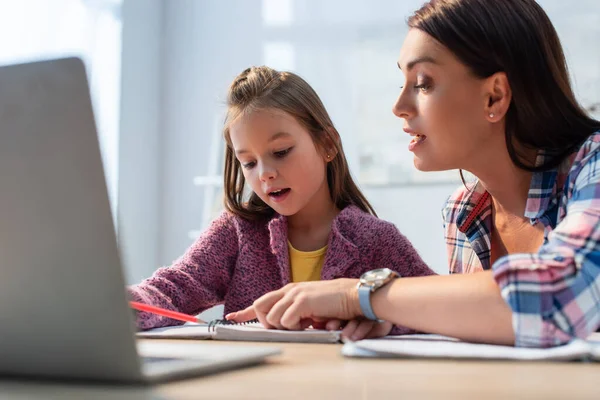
[288,241,327,282]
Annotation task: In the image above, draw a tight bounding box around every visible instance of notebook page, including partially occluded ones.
[589,345,600,361]
[135,322,341,343]
[136,324,213,339]
[214,323,341,343]
[342,334,593,361]
[587,332,600,361]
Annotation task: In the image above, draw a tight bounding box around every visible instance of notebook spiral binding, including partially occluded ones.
[207,318,260,332]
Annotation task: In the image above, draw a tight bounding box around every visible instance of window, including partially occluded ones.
[0,0,123,218]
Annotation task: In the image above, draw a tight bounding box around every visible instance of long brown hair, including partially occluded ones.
[408,0,600,176]
[222,66,376,221]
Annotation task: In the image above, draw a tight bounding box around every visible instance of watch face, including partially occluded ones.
[373,268,392,280]
[361,268,393,283]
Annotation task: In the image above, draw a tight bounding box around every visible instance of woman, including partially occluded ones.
[227,0,600,348]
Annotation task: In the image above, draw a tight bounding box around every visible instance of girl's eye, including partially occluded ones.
[242,161,256,169]
[274,147,292,158]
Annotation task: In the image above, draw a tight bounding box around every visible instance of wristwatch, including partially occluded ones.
[357,268,400,321]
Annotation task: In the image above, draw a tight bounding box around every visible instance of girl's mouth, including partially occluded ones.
[268,188,291,202]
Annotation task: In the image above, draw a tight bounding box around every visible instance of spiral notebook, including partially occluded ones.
[137,320,341,344]
[341,333,600,362]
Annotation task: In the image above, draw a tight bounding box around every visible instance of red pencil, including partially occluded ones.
[129,301,205,324]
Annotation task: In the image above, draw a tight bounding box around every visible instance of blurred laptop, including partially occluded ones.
[0,57,279,383]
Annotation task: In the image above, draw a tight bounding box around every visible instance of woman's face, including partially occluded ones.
[393,28,497,172]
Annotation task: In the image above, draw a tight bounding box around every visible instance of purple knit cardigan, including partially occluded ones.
[128,205,436,333]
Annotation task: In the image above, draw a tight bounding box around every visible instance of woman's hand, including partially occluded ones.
[226,278,363,330]
[325,319,393,341]
[228,271,517,346]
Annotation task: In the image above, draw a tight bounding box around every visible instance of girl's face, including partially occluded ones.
[229,108,331,216]
[393,29,497,172]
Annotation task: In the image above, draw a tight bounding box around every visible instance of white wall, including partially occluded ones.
[118,0,163,284]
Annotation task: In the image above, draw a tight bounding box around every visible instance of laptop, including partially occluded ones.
[0,57,280,383]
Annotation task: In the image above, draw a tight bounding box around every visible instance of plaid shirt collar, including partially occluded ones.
[454,151,575,270]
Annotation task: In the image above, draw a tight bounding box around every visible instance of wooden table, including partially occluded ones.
[0,340,599,399]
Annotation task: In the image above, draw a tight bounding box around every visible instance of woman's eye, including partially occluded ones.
[414,78,432,93]
[242,161,256,169]
[274,147,292,158]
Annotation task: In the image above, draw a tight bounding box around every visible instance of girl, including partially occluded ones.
[128,66,435,338]
[228,0,600,348]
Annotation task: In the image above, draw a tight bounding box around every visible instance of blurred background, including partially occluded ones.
[2,0,598,287]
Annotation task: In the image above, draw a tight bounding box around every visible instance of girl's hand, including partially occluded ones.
[226,278,362,329]
[325,319,393,341]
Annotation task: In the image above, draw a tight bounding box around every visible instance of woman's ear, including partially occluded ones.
[484,72,511,122]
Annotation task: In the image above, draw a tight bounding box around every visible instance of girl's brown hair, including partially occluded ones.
[222,66,376,221]
[408,0,600,181]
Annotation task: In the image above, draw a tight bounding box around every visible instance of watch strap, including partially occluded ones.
[358,285,379,321]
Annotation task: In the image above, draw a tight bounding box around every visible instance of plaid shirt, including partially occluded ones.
[442,132,600,347]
